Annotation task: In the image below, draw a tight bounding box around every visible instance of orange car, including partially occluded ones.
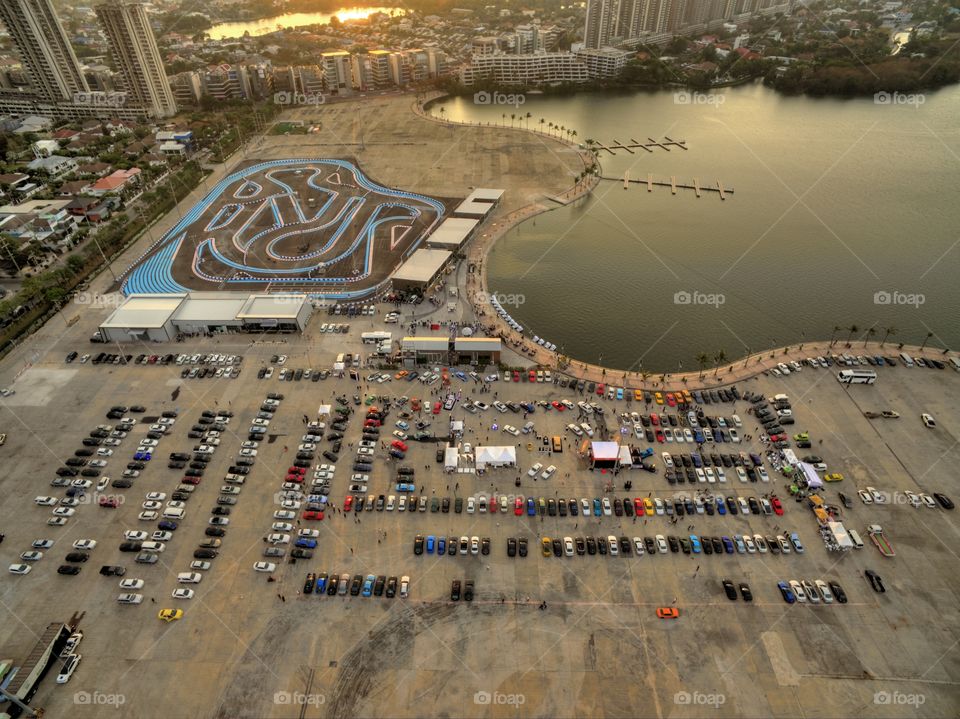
[656,607,679,619]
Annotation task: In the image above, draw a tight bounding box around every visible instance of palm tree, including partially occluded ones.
[845,324,858,346]
[501,113,506,126]
[713,350,726,376]
[510,113,516,127]
[559,125,566,138]
[571,130,578,142]
[548,122,554,135]
[525,112,532,129]
[920,331,934,350]
[696,352,710,379]
[539,118,545,134]
[863,327,876,347]
[880,326,896,347]
[829,325,841,346]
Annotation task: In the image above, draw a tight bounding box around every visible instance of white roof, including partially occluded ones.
[401,336,449,351]
[173,292,248,322]
[427,217,478,248]
[454,200,494,218]
[444,446,459,468]
[454,337,501,351]
[475,446,516,466]
[101,294,186,329]
[466,188,504,202]
[392,249,451,283]
[590,441,620,461]
[237,294,308,319]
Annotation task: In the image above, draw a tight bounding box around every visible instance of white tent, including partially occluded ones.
[317,404,332,416]
[444,447,459,471]
[799,462,823,488]
[827,521,854,549]
[618,446,633,467]
[475,445,516,469]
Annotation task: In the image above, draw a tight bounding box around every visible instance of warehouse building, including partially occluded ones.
[425,217,479,251]
[390,248,452,293]
[99,292,312,341]
[453,188,504,219]
[454,337,501,364]
[399,336,501,366]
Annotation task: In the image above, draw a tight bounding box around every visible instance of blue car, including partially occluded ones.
[396,482,415,492]
[716,498,727,515]
[616,388,623,400]
[593,498,602,516]
[396,421,409,430]
[722,536,735,554]
[778,581,796,604]
[690,535,702,553]
[295,538,317,549]
[639,447,654,460]
[454,371,467,380]
[426,535,435,554]
[789,532,804,553]
[526,497,536,516]
[691,453,703,468]
[158,520,178,531]
[437,537,446,554]
[362,575,375,597]
[693,429,704,444]
[315,575,327,594]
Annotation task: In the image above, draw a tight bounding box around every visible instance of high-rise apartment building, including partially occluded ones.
[0,0,89,101]
[95,0,176,118]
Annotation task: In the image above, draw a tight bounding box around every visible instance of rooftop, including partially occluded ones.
[391,248,452,283]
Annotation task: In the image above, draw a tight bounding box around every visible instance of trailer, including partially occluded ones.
[868,525,895,557]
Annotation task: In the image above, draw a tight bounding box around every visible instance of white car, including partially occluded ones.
[96,477,110,492]
[298,529,320,538]
[119,579,144,590]
[466,497,476,513]
[921,413,936,428]
[602,498,612,516]
[72,539,97,550]
[8,563,32,575]
[47,517,69,526]
[56,653,81,683]
[272,522,293,532]
[541,465,557,481]
[52,507,75,517]
[400,575,410,598]
[138,511,159,521]
[254,562,276,572]
[240,448,258,457]
[528,462,544,477]
[20,551,43,561]
[124,530,149,541]
[867,486,886,503]
[191,561,211,571]
[145,492,167,501]
[172,588,195,600]
[35,496,58,506]
[96,448,114,457]
[274,510,295,520]
[142,500,162,510]
[267,533,290,545]
[503,425,520,436]
[152,531,173,542]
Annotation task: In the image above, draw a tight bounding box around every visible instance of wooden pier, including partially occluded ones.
[603,173,733,199]
[591,137,688,155]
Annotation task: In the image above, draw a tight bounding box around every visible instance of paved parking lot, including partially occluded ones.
[1,314,959,718]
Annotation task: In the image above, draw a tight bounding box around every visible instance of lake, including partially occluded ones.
[432,83,960,372]
[207,7,404,40]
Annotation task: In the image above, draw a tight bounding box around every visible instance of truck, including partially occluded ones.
[868,525,895,557]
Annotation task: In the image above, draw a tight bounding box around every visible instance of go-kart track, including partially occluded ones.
[120,159,453,299]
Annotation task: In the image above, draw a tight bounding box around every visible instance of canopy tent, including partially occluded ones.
[589,441,621,469]
[317,404,332,416]
[475,446,516,469]
[827,521,855,550]
[618,446,633,467]
[799,462,823,488]
[444,447,459,471]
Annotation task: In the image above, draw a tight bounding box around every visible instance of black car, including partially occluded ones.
[373,576,385,596]
[481,537,490,556]
[205,527,226,537]
[597,537,607,555]
[57,565,81,575]
[702,538,713,555]
[679,538,691,554]
[99,565,126,576]
[193,549,218,559]
[838,492,852,509]
[327,575,339,595]
[619,536,631,555]
[291,549,313,559]
[711,537,724,554]
[722,580,738,600]
[668,536,680,553]
[829,581,848,603]
[119,542,142,553]
[507,537,517,557]
[865,569,885,593]
[323,451,339,463]
[414,535,424,555]
[518,538,528,557]
[463,580,475,602]
[726,497,738,515]
[349,575,363,595]
[934,492,954,510]
[644,537,657,554]
[56,467,79,477]
[551,538,562,557]
[451,579,461,601]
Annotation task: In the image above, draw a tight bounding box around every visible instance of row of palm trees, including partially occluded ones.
[434,106,579,143]
[695,350,728,379]
[828,325,935,351]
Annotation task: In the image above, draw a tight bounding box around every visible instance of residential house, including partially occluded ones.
[27,156,78,180]
[57,180,93,197]
[0,173,41,202]
[89,168,141,197]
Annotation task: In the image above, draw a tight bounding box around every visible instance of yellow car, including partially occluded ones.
[682,390,693,403]
[644,498,655,516]
[655,392,664,405]
[824,473,844,482]
[541,538,552,557]
[634,389,643,401]
[158,609,183,622]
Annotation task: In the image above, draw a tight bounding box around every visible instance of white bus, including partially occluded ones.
[899,352,914,367]
[837,369,877,385]
[361,331,392,345]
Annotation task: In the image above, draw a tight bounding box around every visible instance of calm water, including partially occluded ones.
[433,84,960,371]
[208,7,404,39]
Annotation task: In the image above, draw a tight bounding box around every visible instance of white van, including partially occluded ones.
[899,352,914,367]
[177,572,202,584]
[162,507,185,520]
[848,529,864,549]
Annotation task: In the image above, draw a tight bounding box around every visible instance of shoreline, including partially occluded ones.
[414,95,957,386]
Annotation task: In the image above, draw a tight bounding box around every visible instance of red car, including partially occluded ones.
[344,496,353,512]
[98,496,119,508]
[596,383,605,396]
[514,497,523,516]
[285,475,305,484]
[666,393,676,407]
[391,440,408,452]
[287,466,306,475]
[655,430,665,443]
[303,510,324,520]
[551,401,564,411]
[771,497,784,516]
[633,498,644,514]
[364,418,381,427]
[411,399,421,411]
[182,476,201,485]
[528,370,536,382]
[432,401,441,415]
[512,371,520,382]
[650,413,660,426]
